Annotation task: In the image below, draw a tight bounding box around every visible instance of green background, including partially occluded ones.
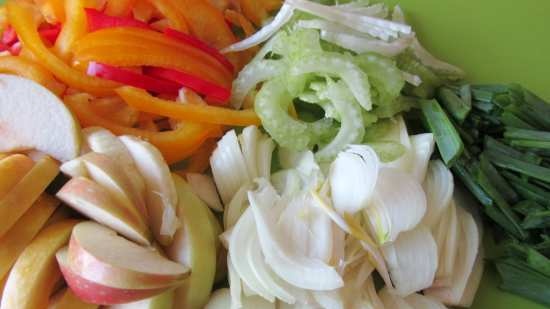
[2,0,549,307]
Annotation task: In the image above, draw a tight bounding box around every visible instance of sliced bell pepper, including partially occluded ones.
[2,26,17,45]
[0,7,8,33]
[145,67,230,104]
[90,96,140,127]
[8,41,21,55]
[132,0,156,22]
[116,86,260,126]
[224,10,256,37]
[262,0,282,12]
[239,0,267,27]
[34,0,66,23]
[54,0,88,59]
[104,0,136,17]
[177,0,236,49]
[88,62,181,94]
[38,24,62,44]
[7,1,118,96]
[2,23,61,52]
[85,8,150,32]
[64,93,223,163]
[150,18,171,32]
[147,0,189,33]
[0,56,66,96]
[177,138,217,175]
[164,28,234,73]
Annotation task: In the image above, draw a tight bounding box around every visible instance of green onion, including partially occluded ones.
[484,149,550,183]
[452,161,493,206]
[420,99,464,165]
[502,171,550,208]
[504,127,550,142]
[500,111,536,130]
[513,200,546,216]
[509,139,550,150]
[479,154,519,203]
[485,136,542,165]
[495,258,550,307]
[522,210,550,229]
[436,87,471,123]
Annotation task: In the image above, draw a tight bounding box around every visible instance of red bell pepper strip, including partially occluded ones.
[2,26,17,45]
[38,25,61,44]
[87,62,181,94]
[164,28,234,73]
[145,67,231,105]
[2,24,61,55]
[85,9,150,32]
[9,42,21,55]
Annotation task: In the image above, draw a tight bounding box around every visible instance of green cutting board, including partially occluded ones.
[381,1,550,308]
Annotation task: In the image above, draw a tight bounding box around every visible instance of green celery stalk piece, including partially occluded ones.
[484,148,550,183]
[476,163,527,240]
[495,258,550,306]
[437,87,471,123]
[420,99,464,166]
[522,210,550,230]
[504,127,550,142]
[509,139,550,150]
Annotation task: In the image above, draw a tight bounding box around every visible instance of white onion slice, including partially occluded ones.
[320,30,412,57]
[186,173,223,212]
[312,290,344,309]
[409,133,435,182]
[257,136,275,179]
[379,288,414,309]
[205,289,232,309]
[410,38,465,78]
[382,226,438,296]
[404,293,448,309]
[422,160,454,228]
[222,4,294,53]
[433,202,460,288]
[248,180,344,291]
[224,183,253,230]
[228,255,242,309]
[239,126,261,180]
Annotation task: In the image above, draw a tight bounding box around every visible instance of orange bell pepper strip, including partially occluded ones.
[178,138,217,175]
[34,0,65,23]
[54,0,88,59]
[225,10,256,37]
[7,1,118,96]
[147,0,189,33]
[0,7,8,33]
[239,0,267,27]
[262,0,282,12]
[0,56,66,96]
[177,0,236,49]
[132,0,156,22]
[105,0,136,17]
[64,93,223,164]
[90,96,140,127]
[116,86,261,127]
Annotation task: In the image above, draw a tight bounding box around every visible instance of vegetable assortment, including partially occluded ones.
[421,83,550,306]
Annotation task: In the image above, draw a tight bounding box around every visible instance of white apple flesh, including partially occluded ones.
[0,74,81,162]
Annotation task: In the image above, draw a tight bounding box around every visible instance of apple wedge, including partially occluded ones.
[105,290,174,309]
[57,177,152,245]
[0,155,59,238]
[57,248,169,305]
[83,127,147,217]
[167,175,217,309]
[0,154,34,199]
[0,74,81,162]
[0,194,59,279]
[119,136,179,245]
[0,219,79,309]
[48,288,98,309]
[68,221,189,290]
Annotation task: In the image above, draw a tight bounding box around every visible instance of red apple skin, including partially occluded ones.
[58,256,168,305]
[68,236,185,290]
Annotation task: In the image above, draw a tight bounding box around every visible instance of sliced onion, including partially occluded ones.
[271,169,302,197]
[379,288,414,309]
[458,248,484,307]
[239,126,261,179]
[231,60,286,109]
[421,160,454,228]
[366,167,427,243]
[380,116,413,173]
[433,202,460,288]
[205,288,232,309]
[329,145,379,214]
[404,293,448,309]
[211,130,250,205]
[312,290,344,309]
[381,226,438,296]
[248,180,344,291]
[338,3,390,18]
[228,255,242,309]
[186,173,223,212]
[409,133,435,182]
[224,183,253,230]
[257,136,275,179]
[222,4,294,53]
[320,30,412,57]
[424,207,481,306]
[410,38,465,78]
[230,209,276,301]
[391,5,406,23]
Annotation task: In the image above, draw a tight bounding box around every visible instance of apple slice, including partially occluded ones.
[0,219,79,309]
[82,127,147,217]
[105,290,174,309]
[119,135,179,245]
[167,174,216,309]
[57,177,151,245]
[0,155,59,238]
[56,248,168,305]
[0,194,59,279]
[0,74,81,162]
[0,154,34,199]
[59,157,88,178]
[68,221,189,290]
[48,288,98,309]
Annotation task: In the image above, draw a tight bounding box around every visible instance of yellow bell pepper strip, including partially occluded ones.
[64,93,223,164]
[0,56,66,96]
[239,0,267,27]
[54,0,88,59]
[116,86,261,126]
[147,0,189,33]
[34,0,65,23]
[7,1,119,96]
[178,138,217,175]
[105,0,136,17]
[178,0,236,49]
[73,27,233,86]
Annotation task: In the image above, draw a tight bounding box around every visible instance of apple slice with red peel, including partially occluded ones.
[82,127,147,217]
[57,177,151,245]
[56,248,168,305]
[104,290,174,309]
[167,174,216,309]
[0,74,81,162]
[119,136,179,246]
[68,221,189,290]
